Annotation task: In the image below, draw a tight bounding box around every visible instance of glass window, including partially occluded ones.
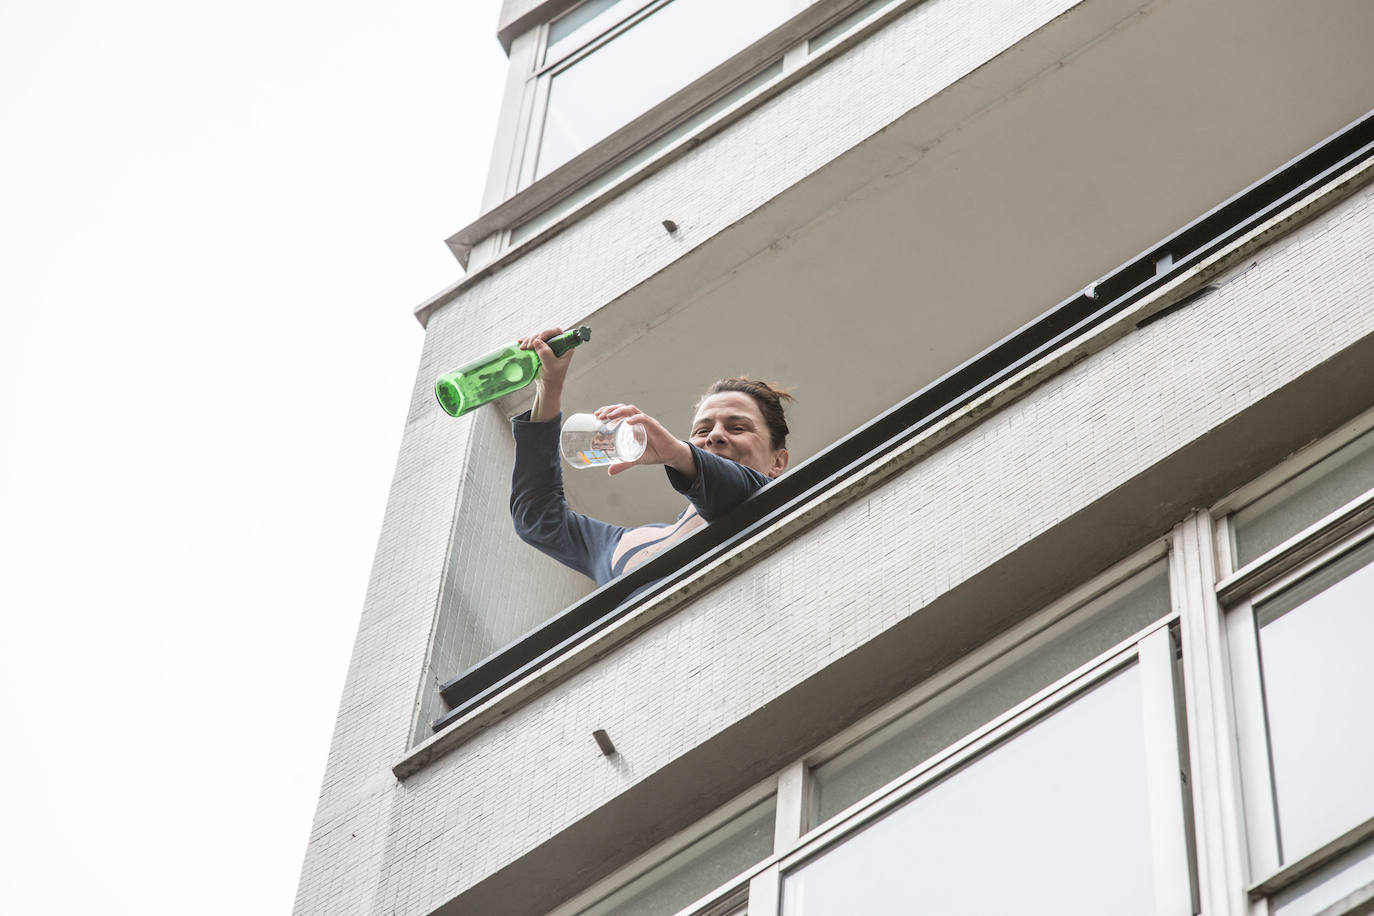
[1255,535,1374,861]
[535,0,794,178]
[577,795,775,916]
[547,0,628,59]
[811,561,1170,824]
[1272,836,1374,916]
[1231,427,1374,567]
[783,667,1156,915]
[511,58,783,246]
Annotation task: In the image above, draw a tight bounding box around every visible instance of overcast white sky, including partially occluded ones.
[0,1,505,912]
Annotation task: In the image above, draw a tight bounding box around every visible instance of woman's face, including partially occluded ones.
[689,392,789,478]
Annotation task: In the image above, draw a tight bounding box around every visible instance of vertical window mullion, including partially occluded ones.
[1225,596,1282,881]
[1143,626,1198,911]
[517,73,555,189]
[747,863,781,916]
[479,28,546,215]
[1214,513,1237,581]
[1138,625,1198,915]
[772,760,810,853]
[1172,512,1254,915]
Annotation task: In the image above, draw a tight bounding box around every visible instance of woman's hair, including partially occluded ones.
[698,377,795,450]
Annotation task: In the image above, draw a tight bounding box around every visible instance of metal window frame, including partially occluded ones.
[759,629,1193,915]
[519,0,675,185]
[515,0,893,202]
[1172,512,1259,916]
[541,0,660,72]
[1220,512,1374,904]
[1217,489,1374,610]
[506,53,788,246]
[545,774,779,916]
[1210,407,1374,523]
[450,0,906,271]
[802,548,1172,819]
[547,547,1182,916]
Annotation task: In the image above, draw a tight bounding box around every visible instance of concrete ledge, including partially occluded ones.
[411,154,1374,916]
[433,326,1374,914]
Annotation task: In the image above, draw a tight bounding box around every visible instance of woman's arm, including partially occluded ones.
[510,410,625,585]
[584,403,771,519]
[665,444,773,522]
[518,328,572,423]
[510,328,628,585]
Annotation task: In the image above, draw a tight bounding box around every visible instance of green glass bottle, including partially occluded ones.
[434,326,591,418]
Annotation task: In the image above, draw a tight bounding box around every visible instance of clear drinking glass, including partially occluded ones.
[560,413,647,469]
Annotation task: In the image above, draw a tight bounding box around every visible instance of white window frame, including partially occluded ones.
[544,774,777,916]
[759,621,1193,915]
[519,0,667,188]
[799,546,1171,824]
[465,0,916,269]
[1207,413,1374,911]
[544,544,1193,916]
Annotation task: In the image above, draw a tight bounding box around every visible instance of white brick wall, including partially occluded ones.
[426,0,1088,327]
[301,179,1374,915]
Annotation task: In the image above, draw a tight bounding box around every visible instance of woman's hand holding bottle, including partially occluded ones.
[518,328,573,422]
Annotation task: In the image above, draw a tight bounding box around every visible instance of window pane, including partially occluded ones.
[784,667,1156,915]
[1256,535,1374,861]
[1272,835,1374,916]
[536,0,794,177]
[511,59,782,246]
[579,796,775,916]
[1232,427,1374,567]
[812,561,1169,824]
[548,0,628,58]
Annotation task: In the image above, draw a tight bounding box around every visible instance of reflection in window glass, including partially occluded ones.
[578,796,775,916]
[537,0,794,177]
[784,667,1155,915]
[1256,536,1374,861]
[548,0,627,58]
[1232,427,1374,567]
[811,561,1170,824]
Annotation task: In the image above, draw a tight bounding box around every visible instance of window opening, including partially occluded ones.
[785,666,1158,915]
[1270,836,1374,916]
[511,58,783,245]
[573,795,775,916]
[534,0,795,178]
[1230,425,1374,567]
[547,0,630,60]
[1254,535,1374,863]
[810,559,1170,824]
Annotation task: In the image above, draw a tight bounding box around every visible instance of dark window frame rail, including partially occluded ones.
[434,108,1374,733]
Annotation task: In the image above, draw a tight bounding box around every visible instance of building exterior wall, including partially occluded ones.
[428,0,1088,323]
[296,152,1374,913]
[295,0,1374,912]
